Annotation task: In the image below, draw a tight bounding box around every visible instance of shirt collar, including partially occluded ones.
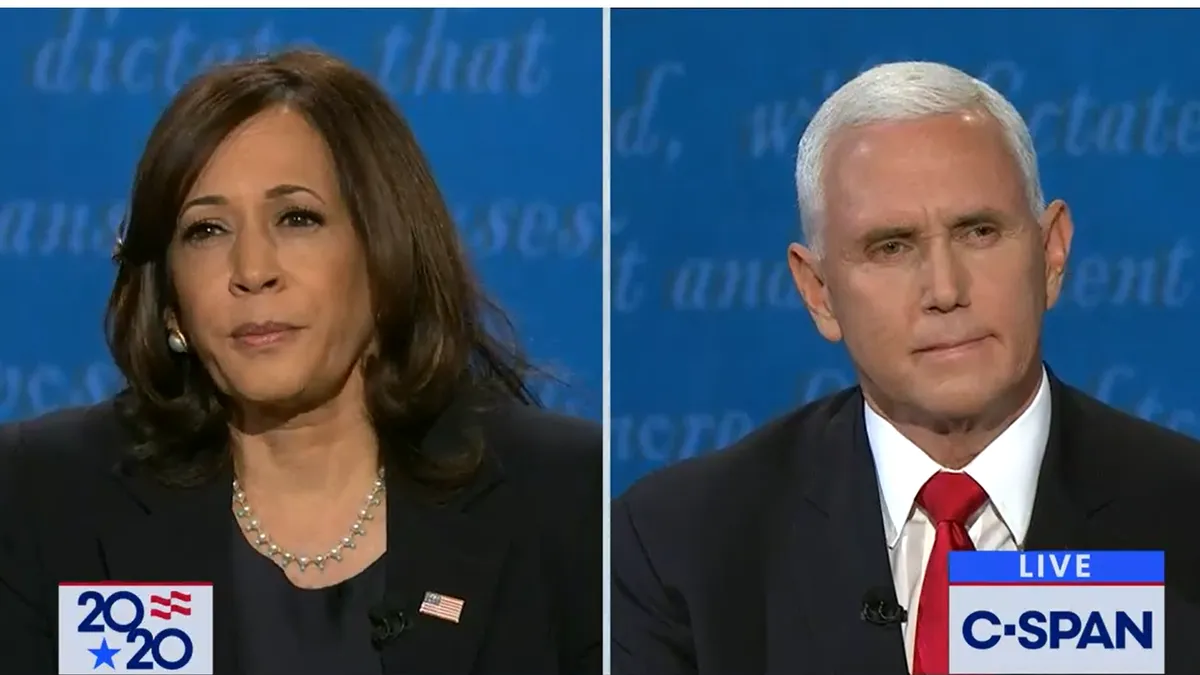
[865,367,1052,548]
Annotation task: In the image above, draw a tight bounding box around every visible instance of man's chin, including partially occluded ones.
[909,379,1006,422]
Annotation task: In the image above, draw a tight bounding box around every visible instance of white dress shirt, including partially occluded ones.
[865,368,1052,673]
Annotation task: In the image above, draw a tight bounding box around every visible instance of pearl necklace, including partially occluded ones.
[232,467,385,573]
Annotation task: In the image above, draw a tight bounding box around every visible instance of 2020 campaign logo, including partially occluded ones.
[58,583,214,674]
[949,550,1164,674]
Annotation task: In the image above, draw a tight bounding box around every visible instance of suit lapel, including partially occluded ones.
[766,390,908,675]
[378,399,514,675]
[98,462,239,674]
[1025,375,1116,550]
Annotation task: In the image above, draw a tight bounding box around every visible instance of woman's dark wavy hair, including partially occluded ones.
[106,49,539,491]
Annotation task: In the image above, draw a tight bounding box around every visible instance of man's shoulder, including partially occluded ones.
[615,387,859,528]
[1060,382,1200,491]
[1059,382,1200,600]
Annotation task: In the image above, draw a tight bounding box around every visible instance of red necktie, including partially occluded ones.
[912,471,988,675]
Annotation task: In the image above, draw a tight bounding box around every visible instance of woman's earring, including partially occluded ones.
[167,328,189,354]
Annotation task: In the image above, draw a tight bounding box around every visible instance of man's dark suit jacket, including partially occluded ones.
[0,396,601,675]
[613,375,1200,674]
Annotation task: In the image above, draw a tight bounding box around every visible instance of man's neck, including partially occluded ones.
[863,365,1045,469]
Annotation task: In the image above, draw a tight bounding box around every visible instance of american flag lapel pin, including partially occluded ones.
[419,591,465,624]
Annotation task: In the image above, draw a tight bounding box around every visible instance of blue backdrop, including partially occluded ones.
[0,8,602,425]
[611,9,1200,495]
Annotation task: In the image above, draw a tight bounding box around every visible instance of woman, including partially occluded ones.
[0,50,600,675]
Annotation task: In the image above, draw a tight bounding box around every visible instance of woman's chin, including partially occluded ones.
[227,380,318,414]
[217,360,363,423]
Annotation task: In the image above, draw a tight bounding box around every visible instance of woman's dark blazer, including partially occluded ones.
[0,394,602,674]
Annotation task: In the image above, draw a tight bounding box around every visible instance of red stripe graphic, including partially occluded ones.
[950,581,1162,586]
[149,591,193,620]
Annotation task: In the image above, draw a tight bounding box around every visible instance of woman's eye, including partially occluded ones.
[280,208,325,228]
[181,222,223,242]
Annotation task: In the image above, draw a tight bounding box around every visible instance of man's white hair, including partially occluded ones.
[794,61,1046,255]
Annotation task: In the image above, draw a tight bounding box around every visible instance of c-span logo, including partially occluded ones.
[949,551,1164,674]
[58,583,214,674]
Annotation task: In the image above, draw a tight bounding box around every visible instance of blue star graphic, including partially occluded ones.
[88,637,120,670]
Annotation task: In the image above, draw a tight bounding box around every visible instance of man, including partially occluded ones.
[612,61,1200,675]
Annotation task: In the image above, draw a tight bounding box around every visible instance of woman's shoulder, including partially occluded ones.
[0,400,128,483]
[474,402,601,499]
[477,402,601,469]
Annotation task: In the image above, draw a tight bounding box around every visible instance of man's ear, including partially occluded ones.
[788,242,843,343]
[1039,199,1074,310]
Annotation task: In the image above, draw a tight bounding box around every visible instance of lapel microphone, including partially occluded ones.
[860,587,908,626]
[368,604,411,649]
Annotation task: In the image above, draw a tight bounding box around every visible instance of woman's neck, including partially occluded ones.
[229,383,380,500]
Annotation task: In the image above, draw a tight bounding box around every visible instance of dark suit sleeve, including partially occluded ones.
[611,494,697,675]
[0,421,56,673]
[559,422,603,675]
